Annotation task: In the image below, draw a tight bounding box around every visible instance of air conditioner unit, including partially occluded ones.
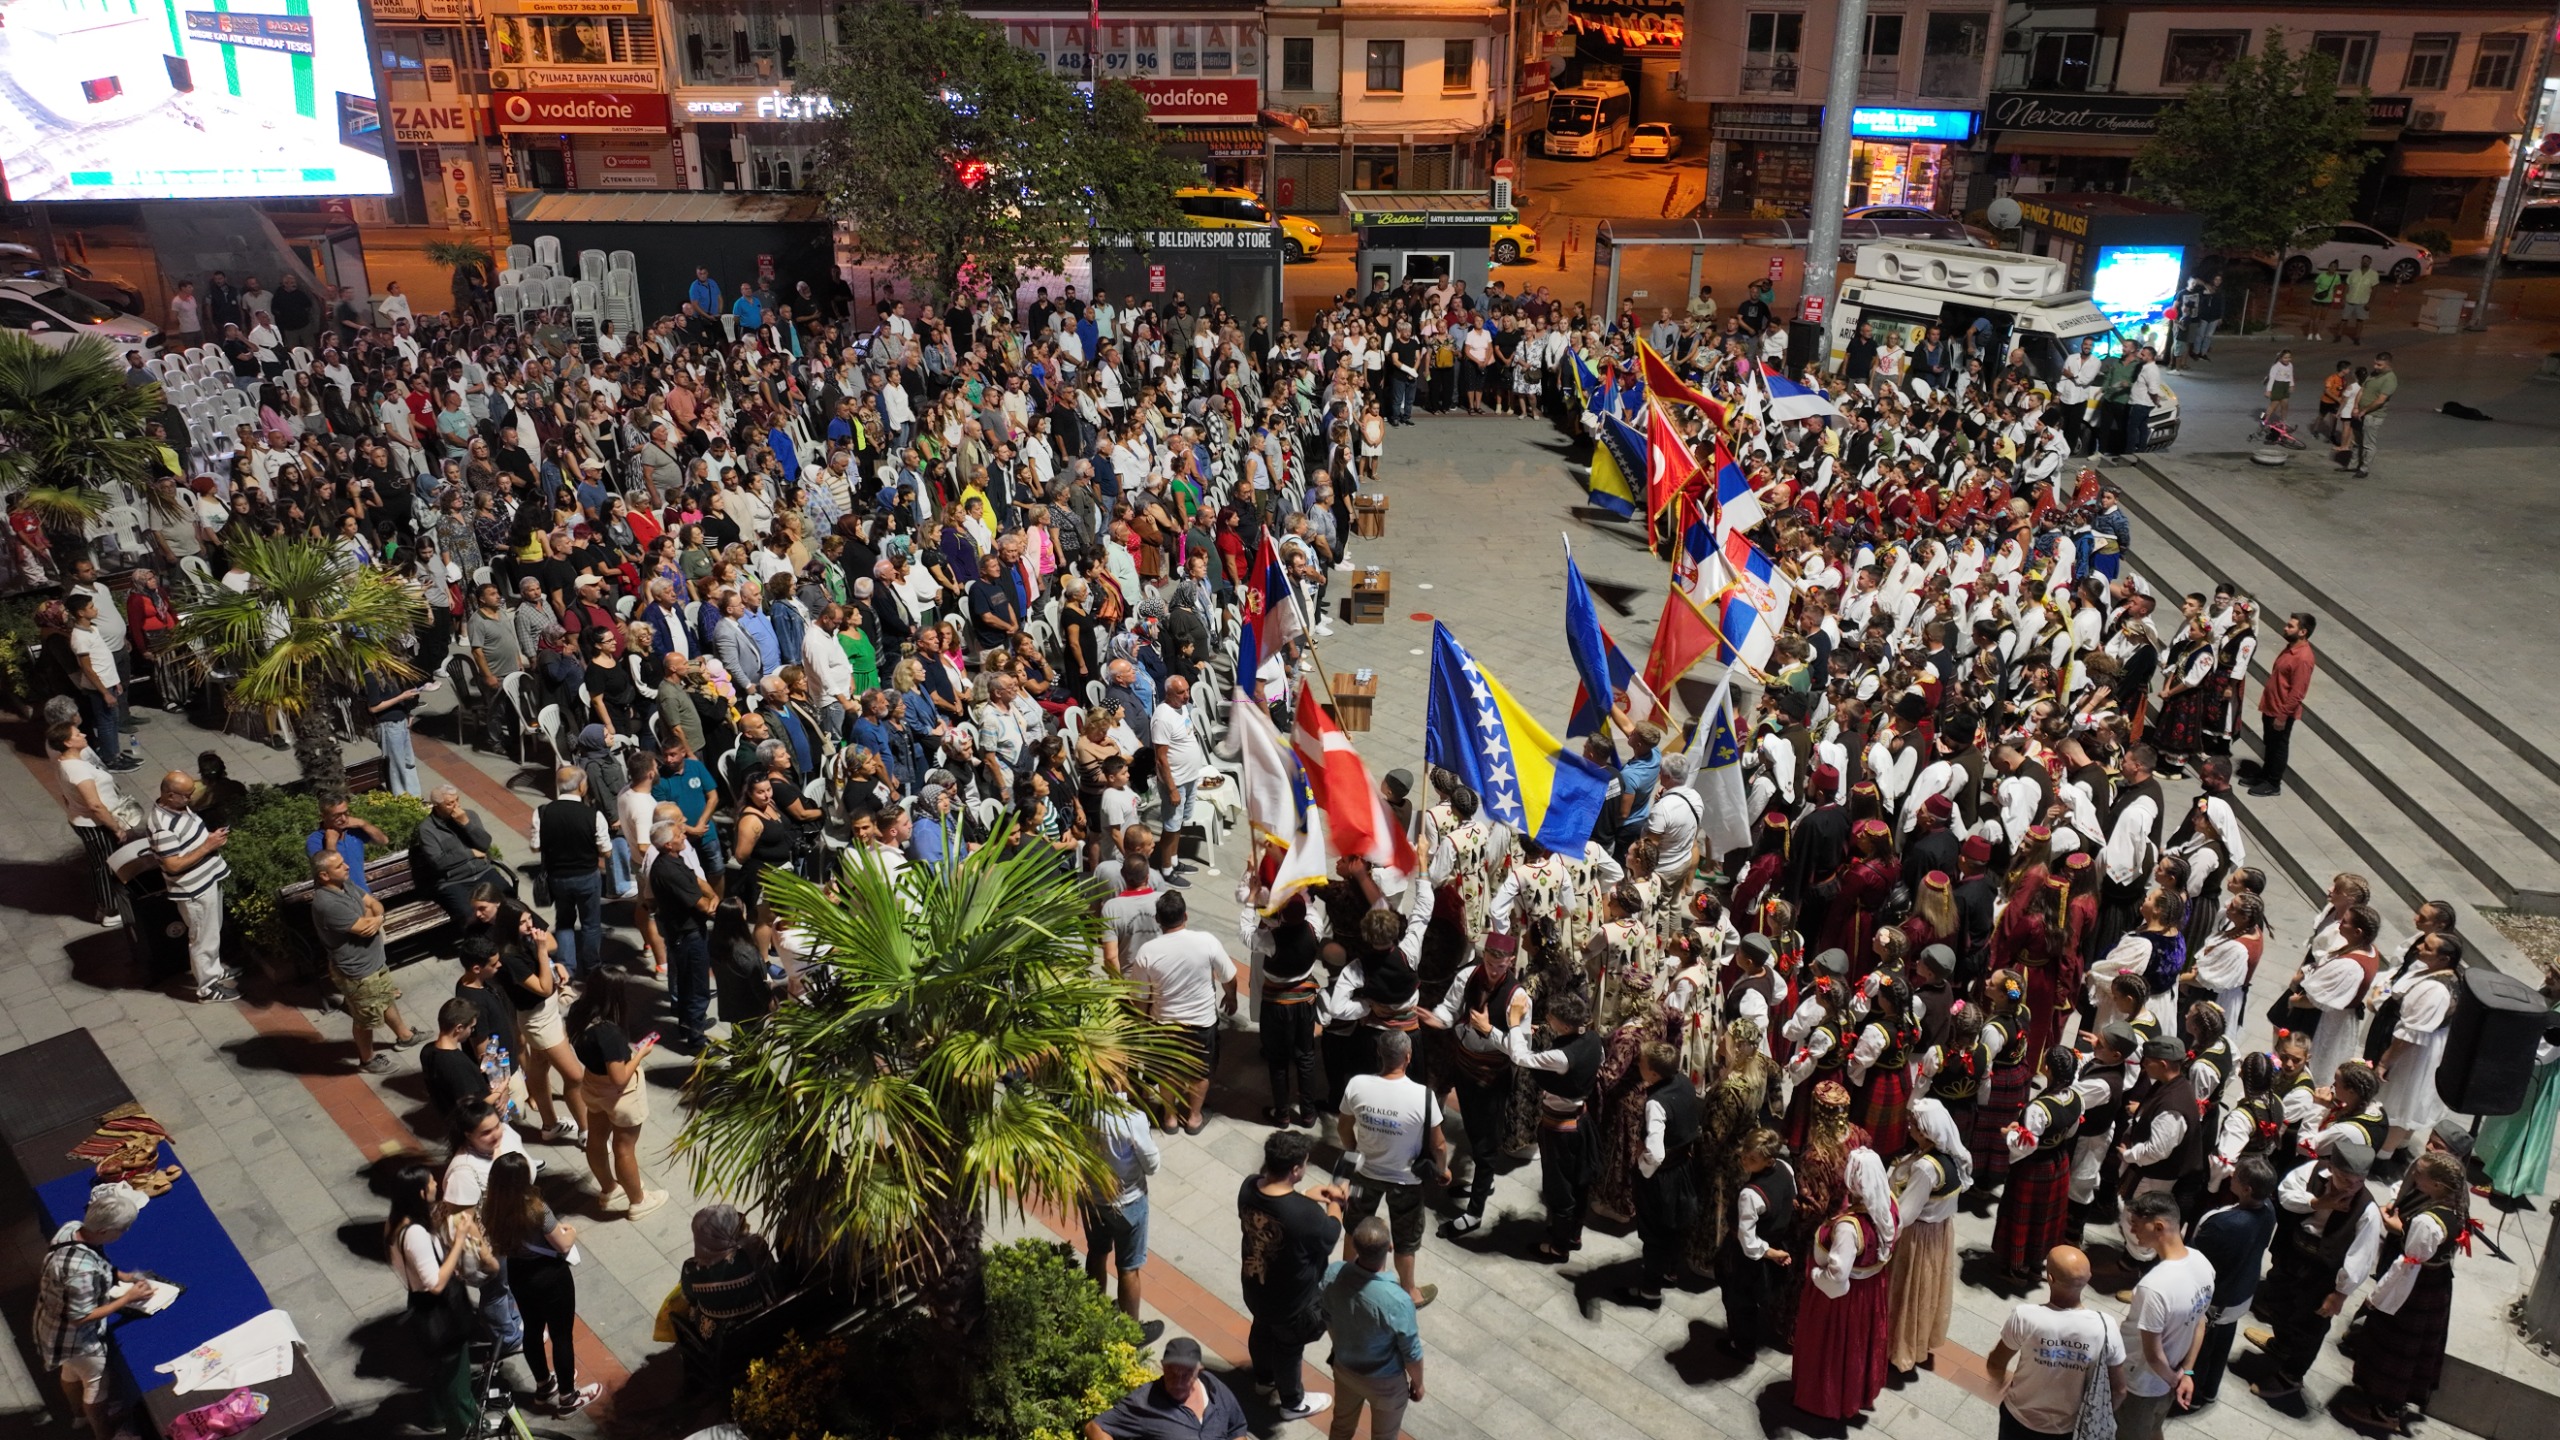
[2003,28,2030,52]
[489,67,520,90]
[1298,102,1339,127]
[2408,108,2445,133]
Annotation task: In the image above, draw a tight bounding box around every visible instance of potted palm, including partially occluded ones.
[678,827,1195,1340]
[0,331,166,573]
[171,533,426,803]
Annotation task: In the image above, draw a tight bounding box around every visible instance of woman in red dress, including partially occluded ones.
[1729,812,1791,928]
[1812,819,1898,961]
[1994,871,2069,1059]
[1774,1081,1869,1350]
[1792,1145,1897,1421]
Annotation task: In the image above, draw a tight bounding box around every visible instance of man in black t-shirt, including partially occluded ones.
[1237,1131,1346,1420]
[421,997,494,1122]
[648,825,718,1050]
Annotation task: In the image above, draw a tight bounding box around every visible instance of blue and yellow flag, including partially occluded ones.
[1425,622,1611,852]
[1569,347,1602,413]
[1586,411,1644,518]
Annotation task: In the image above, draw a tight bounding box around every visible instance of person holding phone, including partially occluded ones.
[150,769,238,1003]
[571,976,665,1218]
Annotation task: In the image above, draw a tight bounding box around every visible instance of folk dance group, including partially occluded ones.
[1239,448,2482,1434]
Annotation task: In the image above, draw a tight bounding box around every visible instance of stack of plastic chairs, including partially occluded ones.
[603,270,639,332]
[578,249,607,286]
[493,283,525,323]
[532,235,564,272]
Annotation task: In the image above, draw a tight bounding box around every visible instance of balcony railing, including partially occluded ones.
[1858,62,1899,99]
[1917,56,1983,99]
[1741,59,1800,94]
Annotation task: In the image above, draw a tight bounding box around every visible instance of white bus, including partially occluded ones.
[1543,81,1633,159]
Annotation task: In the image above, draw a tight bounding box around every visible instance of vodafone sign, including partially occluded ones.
[495,90,671,135]
[1127,77,1258,121]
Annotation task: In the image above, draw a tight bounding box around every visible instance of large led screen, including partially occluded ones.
[0,0,392,201]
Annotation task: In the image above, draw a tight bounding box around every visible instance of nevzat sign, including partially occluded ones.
[1128,77,1258,120]
[495,90,670,134]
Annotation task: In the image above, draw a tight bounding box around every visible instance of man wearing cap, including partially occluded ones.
[2115,1035,2207,1277]
[1902,793,1960,894]
[1951,836,2000,980]
[35,1187,156,1440]
[1784,764,1847,939]
[1083,1336,1248,1440]
[2250,1139,2381,1400]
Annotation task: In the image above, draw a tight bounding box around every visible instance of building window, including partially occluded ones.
[1918,12,1989,99]
[2471,33,2524,90]
[1281,36,1315,91]
[1365,39,1404,94]
[2028,31,2098,91]
[1443,38,1474,93]
[1861,15,1902,98]
[2402,33,2456,90]
[1743,12,1803,94]
[2308,32,2377,88]
[2160,31,2247,86]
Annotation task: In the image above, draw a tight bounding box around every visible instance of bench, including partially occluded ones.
[278,849,458,974]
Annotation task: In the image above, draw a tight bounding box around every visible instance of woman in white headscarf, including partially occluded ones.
[1792,1143,1897,1421]
[1886,1096,1971,1374]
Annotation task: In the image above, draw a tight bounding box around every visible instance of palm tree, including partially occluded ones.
[0,331,165,539]
[676,827,1195,1333]
[171,532,426,802]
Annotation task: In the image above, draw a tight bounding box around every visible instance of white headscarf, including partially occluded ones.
[1907,1096,1973,1196]
[1845,1146,1899,1263]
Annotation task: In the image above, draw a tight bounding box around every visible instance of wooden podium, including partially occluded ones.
[1350,492,1389,537]
[1328,673,1378,732]
[1345,568,1391,624]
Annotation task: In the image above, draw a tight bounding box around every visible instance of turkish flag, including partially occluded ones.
[1644,402,1703,522]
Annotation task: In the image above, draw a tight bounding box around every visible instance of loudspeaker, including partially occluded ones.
[165,56,193,93]
[2436,966,2550,1118]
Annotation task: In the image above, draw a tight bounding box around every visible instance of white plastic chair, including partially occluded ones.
[570,280,602,327]
[493,285,524,322]
[505,244,533,271]
[608,250,636,275]
[532,235,564,272]
[578,250,607,286]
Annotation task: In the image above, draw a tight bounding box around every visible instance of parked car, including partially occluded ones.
[1173,186,1326,262]
[1846,204,1997,247]
[2276,222,2432,283]
[1627,123,1681,162]
[0,278,160,355]
[0,244,146,316]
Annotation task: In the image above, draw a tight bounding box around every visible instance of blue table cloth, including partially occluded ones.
[36,1142,275,1395]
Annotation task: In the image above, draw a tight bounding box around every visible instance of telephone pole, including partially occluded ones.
[1798,0,1870,322]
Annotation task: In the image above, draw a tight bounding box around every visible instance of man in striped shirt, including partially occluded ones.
[150,770,237,1002]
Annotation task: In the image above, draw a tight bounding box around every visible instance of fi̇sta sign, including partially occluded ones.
[496,90,671,135]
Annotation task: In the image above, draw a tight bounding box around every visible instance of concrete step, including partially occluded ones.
[2108,457,2560,912]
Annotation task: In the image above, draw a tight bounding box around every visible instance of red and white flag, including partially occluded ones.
[1291,680,1417,880]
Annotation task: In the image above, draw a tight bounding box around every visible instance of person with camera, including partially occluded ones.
[1334,1029,1446,1309]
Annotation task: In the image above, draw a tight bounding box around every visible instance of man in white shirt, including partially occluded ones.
[1335,1029,1446,1307]
[1081,1103,1163,1330]
[1986,1245,2126,1439]
[1125,891,1236,1132]
[2115,1193,2216,1439]
[1643,752,1702,892]
[1150,675,1209,883]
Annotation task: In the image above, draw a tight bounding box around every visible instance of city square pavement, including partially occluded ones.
[4,315,2560,1440]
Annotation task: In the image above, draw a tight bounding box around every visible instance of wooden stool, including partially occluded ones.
[1345,569,1390,624]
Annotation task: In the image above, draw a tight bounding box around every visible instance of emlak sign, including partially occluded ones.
[495,90,671,135]
[1127,77,1258,120]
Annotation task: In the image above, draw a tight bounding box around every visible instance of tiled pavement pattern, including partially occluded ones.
[1,404,2552,1439]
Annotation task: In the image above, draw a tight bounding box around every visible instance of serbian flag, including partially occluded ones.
[1759,361,1839,421]
[1710,435,1764,537]
[1291,679,1417,879]
[1231,531,1304,702]
[1233,682,1334,909]
[1709,527,1792,674]
[1672,497,1716,604]
[1636,337,1727,429]
[1643,401,1704,523]
[1642,584,1723,703]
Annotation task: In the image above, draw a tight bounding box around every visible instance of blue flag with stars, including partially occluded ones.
[1425,622,1611,852]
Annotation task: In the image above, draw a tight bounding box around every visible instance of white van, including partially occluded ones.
[1543,81,1633,159]
[1824,240,2179,449]
[2506,202,2560,263]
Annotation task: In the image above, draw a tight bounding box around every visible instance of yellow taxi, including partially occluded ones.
[1492,219,1540,265]
[1174,186,1327,261]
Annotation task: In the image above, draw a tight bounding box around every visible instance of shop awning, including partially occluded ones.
[507,190,830,224]
[2392,137,2513,178]
[1161,126,1268,158]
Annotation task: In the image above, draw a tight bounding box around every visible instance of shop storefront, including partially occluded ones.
[1709,104,1819,216]
[1988,91,2412,207]
[372,0,494,228]
[1127,77,1267,188]
[674,88,831,191]
[1846,107,1978,210]
[495,90,676,193]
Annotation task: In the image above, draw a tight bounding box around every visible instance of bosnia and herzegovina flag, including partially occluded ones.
[1587,412,1645,518]
[1568,347,1602,413]
[1426,622,1611,852]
